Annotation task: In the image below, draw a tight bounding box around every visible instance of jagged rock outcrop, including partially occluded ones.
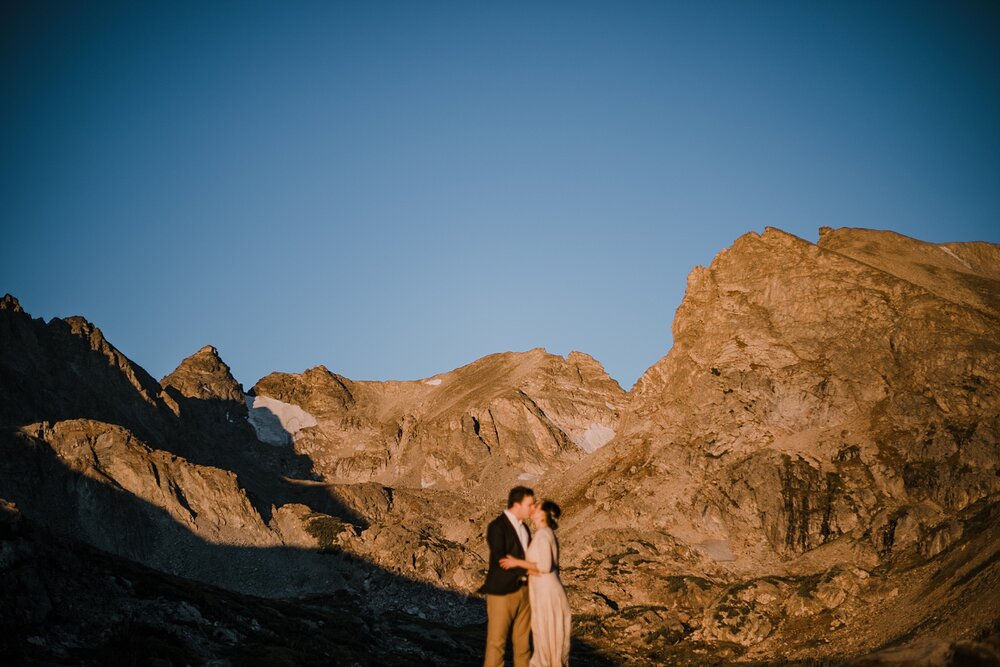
[0,294,173,444]
[567,227,998,555]
[0,417,487,618]
[0,419,332,596]
[161,344,246,403]
[250,348,627,497]
[554,227,1000,663]
[157,345,282,477]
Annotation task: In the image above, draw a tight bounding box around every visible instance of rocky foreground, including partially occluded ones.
[1,226,998,666]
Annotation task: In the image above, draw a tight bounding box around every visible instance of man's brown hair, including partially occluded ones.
[507,486,535,508]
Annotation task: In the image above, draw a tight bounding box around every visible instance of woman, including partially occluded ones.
[500,500,571,667]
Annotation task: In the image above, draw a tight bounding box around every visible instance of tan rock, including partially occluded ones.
[250,347,627,497]
[1,226,998,664]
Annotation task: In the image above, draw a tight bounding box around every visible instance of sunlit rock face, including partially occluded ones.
[555,227,1000,663]
[1,226,997,666]
[249,348,627,497]
[160,344,246,404]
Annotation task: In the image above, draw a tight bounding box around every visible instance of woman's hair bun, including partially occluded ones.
[541,500,562,528]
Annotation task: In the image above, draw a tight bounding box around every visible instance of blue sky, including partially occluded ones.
[2,1,998,390]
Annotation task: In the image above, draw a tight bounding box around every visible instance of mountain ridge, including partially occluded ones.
[2,225,998,666]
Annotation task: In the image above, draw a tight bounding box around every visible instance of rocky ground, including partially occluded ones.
[1,226,998,665]
[0,499,621,666]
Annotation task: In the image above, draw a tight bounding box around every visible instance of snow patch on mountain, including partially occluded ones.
[245,394,317,446]
[575,423,616,453]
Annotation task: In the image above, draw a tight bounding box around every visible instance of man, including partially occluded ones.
[480,486,535,667]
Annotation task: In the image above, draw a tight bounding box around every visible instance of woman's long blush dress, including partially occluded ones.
[526,526,571,666]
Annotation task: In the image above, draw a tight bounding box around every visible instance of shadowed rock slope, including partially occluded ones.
[0,294,172,445]
[0,498,492,666]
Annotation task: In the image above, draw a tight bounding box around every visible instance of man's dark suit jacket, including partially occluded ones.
[478,512,531,595]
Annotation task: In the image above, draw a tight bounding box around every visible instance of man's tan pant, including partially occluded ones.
[484,587,531,667]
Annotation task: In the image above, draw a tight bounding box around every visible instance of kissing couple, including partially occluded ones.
[479,486,572,667]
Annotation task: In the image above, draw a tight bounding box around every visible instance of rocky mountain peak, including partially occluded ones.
[1,294,23,313]
[566,222,998,561]
[818,226,1000,316]
[0,297,169,440]
[566,350,625,393]
[566,350,600,365]
[160,345,244,402]
[1,227,997,666]
[242,345,627,493]
[251,364,355,415]
[51,313,164,407]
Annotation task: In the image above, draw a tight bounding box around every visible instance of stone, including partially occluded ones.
[1,227,998,665]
